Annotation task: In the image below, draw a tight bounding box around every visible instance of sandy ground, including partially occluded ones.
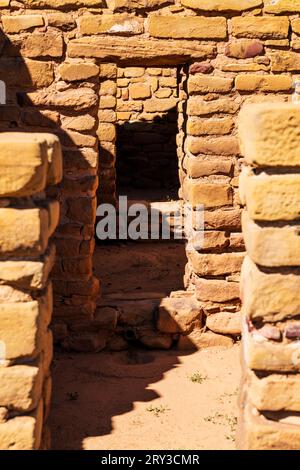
[50,208,240,450]
[50,345,240,450]
[93,240,187,298]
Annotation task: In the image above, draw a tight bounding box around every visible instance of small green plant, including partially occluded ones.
[188,372,207,384]
[146,405,170,417]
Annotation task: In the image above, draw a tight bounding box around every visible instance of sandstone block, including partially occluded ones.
[246,369,300,412]
[186,136,240,156]
[23,88,98,111]
[99,95,116,109]
[0,207,49,258]
[129,83,151,99]
[195,278,239,302]
[0,58,54,88]
[0,362,43,412]
[35,133,62,186]
[186,155,233,177]
[68,36,215,65]
[239,104,300,166]
[0,133,48,197]
[124,67,145,77]
[231,17,289,39]
[144,97,178,112]
[204,208,241,230]
[292,18,300,34]
[0,244,55,290]
[97,123,116,142]
[225,39,263,59]
[270,51,300,72]
[187,97,240,116]
[183,178,233,208]
[241,256,300,322]
[187,117,234,136]
[242,318,300,372]
[16,32,64,58]
[187,248,245,276]
[235,74,292,92]
[148,15,227,40]
[79,14,144,35]
[157,296,201,333]
[0,295,51,360]
[2,15,44,33]
[47,12,76,30]
[242,211,300,267]
[61,114,96,131]
[264,0,300,13]
[100,80,117,96]
[240,170,300,221]
[188,75,233,94]
[206,311,241,335]
[0,400,43,450]
[177,329,234,350]
[59,63,99,81]
[99,63,117,78]
[201,230,229,250]
[237,398,300,450]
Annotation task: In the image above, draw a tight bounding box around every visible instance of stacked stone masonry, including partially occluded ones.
[0,132,62,449]
[0,1,300,349]
[238,103,300,450]
[116,65,179,191]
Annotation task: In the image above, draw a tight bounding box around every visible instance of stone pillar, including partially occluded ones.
[238,103,300,450]
[178,66,245,348]
[0,132,62,449]
[97,63,117,206]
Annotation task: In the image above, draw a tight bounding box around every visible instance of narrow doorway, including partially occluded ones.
[93,65,186,349]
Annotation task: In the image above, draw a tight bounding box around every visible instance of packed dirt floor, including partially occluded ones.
[50,345,240,450]
[50,234,240,450]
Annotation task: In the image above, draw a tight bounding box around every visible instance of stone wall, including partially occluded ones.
[238,103,300,450]
[0,1,300,346]
[0,132,62,449]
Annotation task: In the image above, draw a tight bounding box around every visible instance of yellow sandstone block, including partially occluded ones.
[0,207,49,257]
[241,256,300,322]
[33,134,63,186]
[246,369,300,412]
[242,211,300,267]
[0,286,52,360]
[237,397,300,450]
[0,400,43,450]
[2,15,44,33]
[183,178,233,208]
[264,0,300,13]
[231,16,289,39]
[0,244,55,290]
[239,104,300,166]
[0,133,48,197]
[239,169,300,221]
[235,74,292,92]
[59,63,99,81]
[0,361,44,412]
[242,316,300,372]
[148,15,227,40]
[79,14,144,35]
